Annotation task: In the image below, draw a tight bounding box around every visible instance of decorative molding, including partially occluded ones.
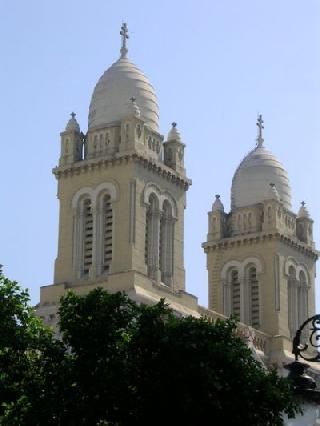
[274,254,280,311]
[71,187,93,210]
[243,257,263,274]
[221,260,242,280]
[203,232,318,260]
[284,257,311,285]
[129,180,136,243]
[95,181,119,202]
[53,152,191,191]
[143,182,178,218]
[296,263,311,286]
[71,181,118,211]
[221,257,263,280]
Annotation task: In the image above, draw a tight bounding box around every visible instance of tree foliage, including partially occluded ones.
[0,272,67,425]
[0,274,300,425]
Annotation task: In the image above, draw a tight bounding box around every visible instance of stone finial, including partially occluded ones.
[167,122,182,142]
[266,183,280,201]
[256,114,264,147]
[120,22,129,58]
[212,194,224,212]
[65,112,80,132]
[127,97,141,118]
[298,201,310,219]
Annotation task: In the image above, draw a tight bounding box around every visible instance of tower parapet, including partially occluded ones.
[163,122,186,175]
[59,113,83,166]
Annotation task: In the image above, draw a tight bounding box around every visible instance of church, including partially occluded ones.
[37,23,318,368]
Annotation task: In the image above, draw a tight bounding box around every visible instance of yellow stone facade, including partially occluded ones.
[38,28,199,325]
[203,118,318,364]
[37,26,318,369]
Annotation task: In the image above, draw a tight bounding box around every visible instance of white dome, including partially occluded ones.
[231,144,291,210]
[88,57,159,132]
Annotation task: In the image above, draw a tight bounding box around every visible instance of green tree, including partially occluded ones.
[58,288,300,426]
[0,275,300,425]
[0,271,68,425]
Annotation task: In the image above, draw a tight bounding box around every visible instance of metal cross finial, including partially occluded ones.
[256,114,264,146]
[130,96,136,103]
[71,112,76,119]
[120,23,129,58]
[301,201,306,207]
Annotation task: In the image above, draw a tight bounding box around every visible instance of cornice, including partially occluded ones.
[203,232,318,260]
[53,152,192,191]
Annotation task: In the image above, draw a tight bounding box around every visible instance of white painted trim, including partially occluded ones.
[71,182,118,279]
[221,260,242,280]
[72,187,94,210]
[243,257,263,274]
[143,182,177,219]
[284,256,299,279]
[95,181,118,202]
[296,263,310,286]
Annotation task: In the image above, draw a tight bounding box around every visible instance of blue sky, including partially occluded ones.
[0,0,319,309]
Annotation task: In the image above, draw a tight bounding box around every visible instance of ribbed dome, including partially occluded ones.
[88,57,159,132]
[231,144,291,210]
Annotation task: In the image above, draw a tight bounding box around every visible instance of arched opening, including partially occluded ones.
[102,194,113,273]
[248,266,259,328]
[288,265,297,336]
[82,198,93,277]
[160,201,174,286]
[145,194,160,280]
[230,268,240,321]
[298,270,308,327]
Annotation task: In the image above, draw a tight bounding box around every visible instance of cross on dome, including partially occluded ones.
[301,201,306,207]
[256,114,264,146]
[65,111,80,132]
[120,23,129,58]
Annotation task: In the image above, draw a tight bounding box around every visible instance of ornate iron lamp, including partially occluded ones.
[285,314,320,403]
[292,314,320,362]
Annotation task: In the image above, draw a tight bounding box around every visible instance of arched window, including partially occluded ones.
[267,206,272,223]
[298,271,308,327]
[82,198,93,277]
[248,266,259,328]
[102,194,113,273]
[237,214,241,231]
[72,183,117,279]
[230,269,240,321]
[243,214,247,231]
[160,201,174,286]
[288,266,297,336]
[145,194,160,280]
[93,135,98,157]
[94,188,115,276]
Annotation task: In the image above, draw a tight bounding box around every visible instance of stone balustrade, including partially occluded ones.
[198,305,270,356]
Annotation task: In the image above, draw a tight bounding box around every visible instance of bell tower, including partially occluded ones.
[203,116,318,364]
[38,24,197,326]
